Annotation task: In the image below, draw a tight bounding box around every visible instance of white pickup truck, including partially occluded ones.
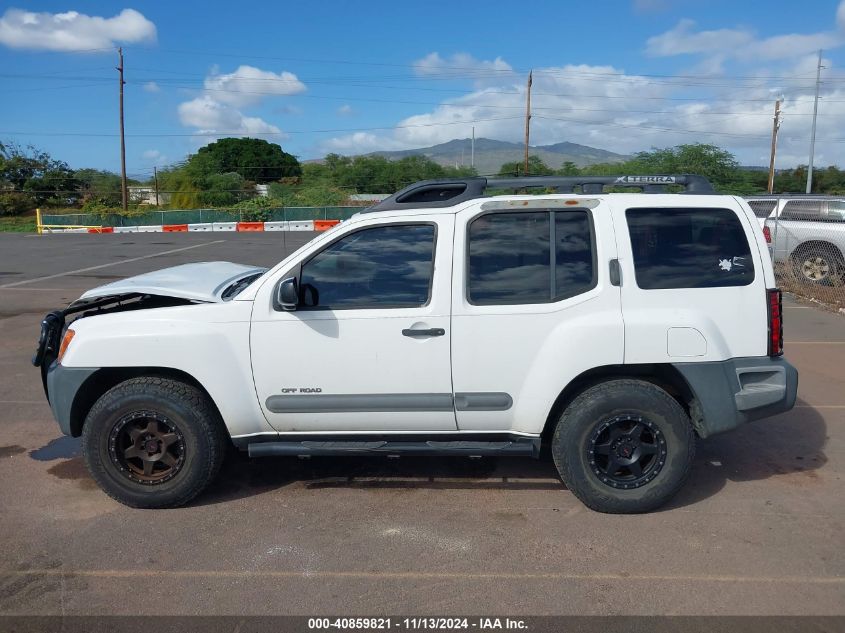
[746,195,845,285]
[34,175,798,513]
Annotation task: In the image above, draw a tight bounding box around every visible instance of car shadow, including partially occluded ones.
[31,398,829,512]
[194,451,564,507]
[662,397,828,511]
[196,399,828,509]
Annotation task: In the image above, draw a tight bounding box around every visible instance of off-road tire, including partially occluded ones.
[81,377,227,508]
[552,379,695,514]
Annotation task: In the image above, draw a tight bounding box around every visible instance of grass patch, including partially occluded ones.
[0,216,37,232]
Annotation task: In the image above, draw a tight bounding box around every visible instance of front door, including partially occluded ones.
[250,215,457,432]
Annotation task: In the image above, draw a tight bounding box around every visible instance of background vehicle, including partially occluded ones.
[746,195,845,285]
[34,175,797,514]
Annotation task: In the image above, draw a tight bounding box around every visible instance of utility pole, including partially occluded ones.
[153,165,160,207]
[806,49,823,194]
[471,126,475,169]
[767,99,782,194]
[117,47,128,211]
[524,70,532,176]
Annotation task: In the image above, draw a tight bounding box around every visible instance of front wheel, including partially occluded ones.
[81,377,227,508]
[551,379,695,514]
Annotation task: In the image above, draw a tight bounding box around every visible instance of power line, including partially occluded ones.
[0,115,525,138]
[121,46,833,82]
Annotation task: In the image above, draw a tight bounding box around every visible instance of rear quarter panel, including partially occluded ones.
[611,195,772,364]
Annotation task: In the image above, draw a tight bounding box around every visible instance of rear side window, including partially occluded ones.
[747,200,776,218]
[468,210,595,305]
[626,208,755,289]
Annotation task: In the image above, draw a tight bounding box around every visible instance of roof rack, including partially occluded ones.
[745,193,841,198]
[365,174,714,212]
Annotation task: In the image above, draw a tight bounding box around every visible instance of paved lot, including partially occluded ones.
[0,232,843,615]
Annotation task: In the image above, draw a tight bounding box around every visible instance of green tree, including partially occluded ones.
[627,143,739,189]
[558,161,580,176]
[190,137,301,183]
[497,155,554,177]
[75,168,124,207]
[198,172,245,207]
[0,141,79,214]
[442,165,479,178]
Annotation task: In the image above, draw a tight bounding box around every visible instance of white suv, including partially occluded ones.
[33,175,798,513]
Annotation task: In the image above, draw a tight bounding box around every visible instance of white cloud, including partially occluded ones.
[178,95,281,136]
[646,19,752,58]
[413,52,513,87]
[203,65,305,107]
[177,64,304,140]
[0,8,156,52]
[321,132,407,155]
[337,104,353,116]
[319,58,845,167]
[143,81,160,93]
[142,149,168,165]
[646,3,845,64]
[318,5,845,167]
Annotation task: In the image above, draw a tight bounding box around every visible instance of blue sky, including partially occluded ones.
[1,0,844,180]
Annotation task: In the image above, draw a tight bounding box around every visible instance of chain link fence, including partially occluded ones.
[40,206,363,228]
[745,195,845,308]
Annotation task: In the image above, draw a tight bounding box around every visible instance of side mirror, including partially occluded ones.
[276,277,299,311]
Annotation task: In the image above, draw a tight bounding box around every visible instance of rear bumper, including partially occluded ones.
[45,362,98,436]
[674,356,798,438]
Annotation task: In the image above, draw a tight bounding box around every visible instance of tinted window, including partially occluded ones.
[781,200,824,220]
[299,224,435,309]
[468,210,595,305]
[627,208,754,289]
[747,200,776,218]
[554,212,595,301]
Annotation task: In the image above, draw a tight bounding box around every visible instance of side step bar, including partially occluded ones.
[248,438,541,459]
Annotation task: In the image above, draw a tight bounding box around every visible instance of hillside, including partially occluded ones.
[365,138,628,174]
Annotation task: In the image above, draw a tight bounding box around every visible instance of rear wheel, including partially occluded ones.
[793,244,841,285]
[81,377,227,508]
[551,379,695,514]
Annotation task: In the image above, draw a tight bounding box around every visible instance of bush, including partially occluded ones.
[0,192,32,216]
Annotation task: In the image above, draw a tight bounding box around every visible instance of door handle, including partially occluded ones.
[402,328,445,338]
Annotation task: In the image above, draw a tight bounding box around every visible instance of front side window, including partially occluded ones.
[468,210,595,305]
[299,224,435,309]
[627,207,755,289]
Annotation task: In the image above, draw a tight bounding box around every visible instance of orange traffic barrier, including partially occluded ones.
[314,219,341,231]
[163,224,189,232]
[87,227,113,234]
[237,222,265,232]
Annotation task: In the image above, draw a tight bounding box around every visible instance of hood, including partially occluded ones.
[77,261,267,304]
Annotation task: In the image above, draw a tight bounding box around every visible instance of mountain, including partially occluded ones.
[364,138,628,175]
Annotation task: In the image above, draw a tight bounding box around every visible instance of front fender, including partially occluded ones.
[60,303,273,437]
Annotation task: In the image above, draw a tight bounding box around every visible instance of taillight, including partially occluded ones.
[763,226,772,243]
[767,289,783,357]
